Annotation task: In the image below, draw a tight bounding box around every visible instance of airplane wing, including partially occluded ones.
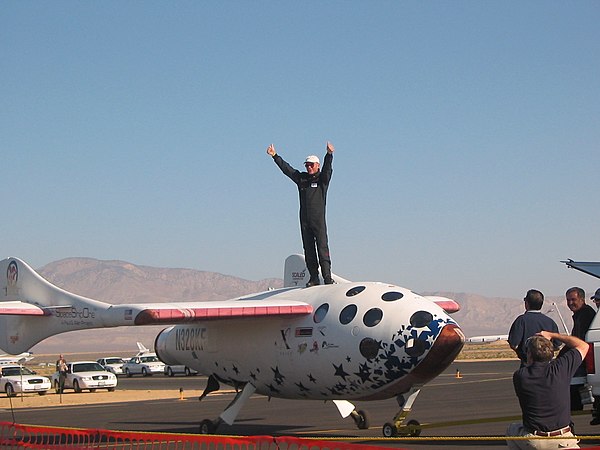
[423,296,461,314]
[0,301,47,316]
[128,298,313,325]
[562,260,600,279]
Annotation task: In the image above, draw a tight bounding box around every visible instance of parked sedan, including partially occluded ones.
[97,357,126,376]
[51,361,117,393]
[164,365,198,377]
[122,353,165,377]
[0,365,51,397]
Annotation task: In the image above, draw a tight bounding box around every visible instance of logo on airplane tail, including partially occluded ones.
[7,261,18,287]
[5,260,19,296]
[291,269,306,284]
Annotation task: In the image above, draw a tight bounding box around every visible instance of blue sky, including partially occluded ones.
[2,2,599,299]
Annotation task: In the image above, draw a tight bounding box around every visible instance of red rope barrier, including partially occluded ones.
[0,421,394,450]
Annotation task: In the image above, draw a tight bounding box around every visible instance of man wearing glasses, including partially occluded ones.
[267,142,334,287]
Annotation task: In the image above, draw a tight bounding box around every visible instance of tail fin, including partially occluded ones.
[136,342,150,354]
[283,254,349,287]
[0,257,114,354]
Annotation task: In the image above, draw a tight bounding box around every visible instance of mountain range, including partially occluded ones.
[29,258,576,354]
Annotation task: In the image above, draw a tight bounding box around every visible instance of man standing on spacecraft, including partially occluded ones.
[267,142,334,287]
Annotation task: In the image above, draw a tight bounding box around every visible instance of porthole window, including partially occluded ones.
[339,304,358,325]
[363,308,383,327]
[382,291,403,301]
[346,286,366,297]
[405,338,427,357]
[410,311,433,328]
[359,338,380,360]
[313,303,329,323]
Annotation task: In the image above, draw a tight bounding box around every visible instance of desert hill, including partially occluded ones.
[28,258,575,354]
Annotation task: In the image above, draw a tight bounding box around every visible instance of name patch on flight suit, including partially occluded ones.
[311,182,318,188]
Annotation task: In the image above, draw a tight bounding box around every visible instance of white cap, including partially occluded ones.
[305,155,320,164]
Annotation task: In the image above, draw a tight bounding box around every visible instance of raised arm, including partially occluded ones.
[538,330,588,360]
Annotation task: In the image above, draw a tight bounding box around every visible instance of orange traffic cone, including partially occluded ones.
[455,369,462,379]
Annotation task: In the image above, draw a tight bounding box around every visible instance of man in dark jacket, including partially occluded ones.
[508,289,559,366]
[561,286,596,412]
[267,142,334,287]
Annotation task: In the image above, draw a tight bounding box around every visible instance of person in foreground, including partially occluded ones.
[506,330,589,449]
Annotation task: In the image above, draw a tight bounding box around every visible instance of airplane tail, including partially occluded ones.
[0,257,117,354]
[283,254,349,287]
[136,341,150,354]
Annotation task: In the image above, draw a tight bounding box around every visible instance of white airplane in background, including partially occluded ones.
[0,351,33,365]
[0,255,464,437]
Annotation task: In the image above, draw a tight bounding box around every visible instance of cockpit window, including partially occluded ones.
[359,338,380,360]
[382,291,403,301]
[313,303,329,323]
[363,308,383,327]
[346,286,366,297]
[410,311,433,328]
[339,304,358,325]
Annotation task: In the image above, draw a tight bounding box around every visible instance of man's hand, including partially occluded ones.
[538,330,554,341]
[326,141,335,154]
[266,144,276,157]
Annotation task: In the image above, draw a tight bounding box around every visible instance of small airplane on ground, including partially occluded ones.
[0,255,464,437]
[0,351,34,365]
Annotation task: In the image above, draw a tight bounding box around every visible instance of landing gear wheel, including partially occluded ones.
[382,422,397,437]
[405,419,421,437]
[199,419,217,434]
[351,409,370,429]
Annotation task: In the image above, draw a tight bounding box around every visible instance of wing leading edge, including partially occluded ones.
[131,300,313,325]
[562,260,600,280]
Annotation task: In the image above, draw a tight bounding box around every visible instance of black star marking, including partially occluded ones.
[250,372,257,381]
[333,363,350,381]
[272,366,285,385]
[267,384,280,394]
[295,382,310,392]
[327,386,341,396]
[308,373,317,383]
[346,356,351,363]
[354,363,372,383]
[232,365,239,375]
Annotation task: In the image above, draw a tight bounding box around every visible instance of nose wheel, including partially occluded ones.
[383,419,421,437]
[381,387,422,438]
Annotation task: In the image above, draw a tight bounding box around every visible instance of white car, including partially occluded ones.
[164,365,198,377]
[0,365,51,397]
[97,357,126,376]
[122,353,165,377]
[51,361,117,393]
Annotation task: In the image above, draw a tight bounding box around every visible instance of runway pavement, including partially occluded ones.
[3,360,600,450]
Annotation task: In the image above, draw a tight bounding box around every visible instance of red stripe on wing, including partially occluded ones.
[134,304,313,325]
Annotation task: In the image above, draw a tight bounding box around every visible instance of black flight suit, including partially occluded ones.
[272,152,333,283]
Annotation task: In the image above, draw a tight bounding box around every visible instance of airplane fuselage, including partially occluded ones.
[156,282,464,401]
